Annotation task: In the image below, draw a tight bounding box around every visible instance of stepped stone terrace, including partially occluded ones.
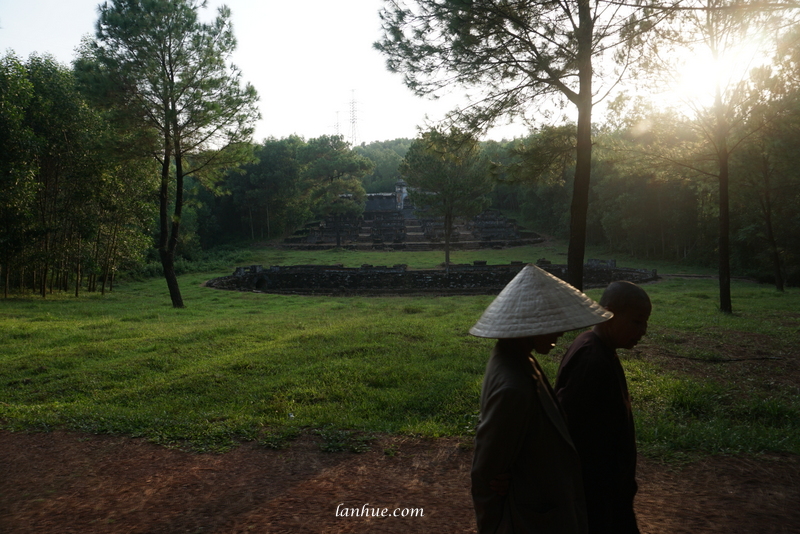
[283,181,543,251]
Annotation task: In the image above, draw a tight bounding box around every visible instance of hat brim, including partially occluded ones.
[469,264,612,338]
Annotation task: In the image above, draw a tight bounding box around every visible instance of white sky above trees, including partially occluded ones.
[0,0,530,144]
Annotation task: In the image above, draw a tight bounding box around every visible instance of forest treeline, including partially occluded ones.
[3,34,800,296]
[3,50,799,294]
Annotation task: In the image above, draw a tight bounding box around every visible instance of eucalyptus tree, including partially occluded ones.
[375,0,659,288]
[400,127,493,269]
[80,0,260,308]
[0,52,154,298]
[21,55,112,298]
[0,53,36,296]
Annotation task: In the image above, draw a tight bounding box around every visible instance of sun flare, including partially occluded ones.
[651,34,775,115]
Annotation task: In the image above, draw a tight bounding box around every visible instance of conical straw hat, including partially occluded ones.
[469,264,612,338]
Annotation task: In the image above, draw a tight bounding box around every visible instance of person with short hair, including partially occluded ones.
[470,264,612,534]
[554,281,652,534]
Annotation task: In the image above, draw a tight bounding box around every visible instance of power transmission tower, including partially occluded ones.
[349,90,359,147]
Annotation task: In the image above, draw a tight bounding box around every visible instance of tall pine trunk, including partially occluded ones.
[567,3,594,291]
[169,132,186,308]
[714,85,732,314]
[158,134,185,309]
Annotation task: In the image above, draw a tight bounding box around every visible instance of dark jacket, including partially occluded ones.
[472,339,588,534]
[555,331,639,534]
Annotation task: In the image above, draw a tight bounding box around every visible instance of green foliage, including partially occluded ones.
[299,135,373,246]
[402,128,493,215]
[82,0,260,308]
[508,125,577,184]
[480,107,800,286]
[401,128,494,264]
[88,0,260,159]
[627,0,795,311]
[726,58,800,289]
[354,138,412,193]
[375,0,652,287]
[194,135,394,247]
[494,127,577,239]
[217,135,310,242]
[301,135,374,186]
[374,0,641,131]
[0,53,37,270]
[300,136,373,215]
[0,52,155,298]
[6,2,800,309]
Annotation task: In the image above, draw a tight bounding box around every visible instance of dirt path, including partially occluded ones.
[1,430,798,533]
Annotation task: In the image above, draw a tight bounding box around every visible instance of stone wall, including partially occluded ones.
[364,193,398,211]
[205,261,659,295]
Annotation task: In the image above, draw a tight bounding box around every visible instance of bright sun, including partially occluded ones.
[653,34,774,115]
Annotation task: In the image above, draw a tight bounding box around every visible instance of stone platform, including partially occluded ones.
[283,208,544,251]
[205,261,659,296]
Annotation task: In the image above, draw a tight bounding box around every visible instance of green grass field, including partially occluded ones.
[236,240,717,275]
[1,244,798,459]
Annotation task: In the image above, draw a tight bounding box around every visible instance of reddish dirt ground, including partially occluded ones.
[1,429,798,534]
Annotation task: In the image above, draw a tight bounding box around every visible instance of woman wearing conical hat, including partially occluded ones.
[470,264,612,534]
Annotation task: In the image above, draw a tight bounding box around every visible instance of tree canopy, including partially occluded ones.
[622,0,799,311]
[0,52,156,299]
[376,0,658,288]
[79,0,260,308]
[401,127,493,267]
[300,135,373,247]
[6,0,800,303]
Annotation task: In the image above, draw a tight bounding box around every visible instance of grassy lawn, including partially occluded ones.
[1,244,798,458]
[234,239,716,274]
[239,242,566,269]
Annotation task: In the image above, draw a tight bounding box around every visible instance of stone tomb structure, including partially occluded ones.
[283,181,542,250]
[205,261,659,295]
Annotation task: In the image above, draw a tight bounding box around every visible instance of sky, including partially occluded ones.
[1,0,530,145]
